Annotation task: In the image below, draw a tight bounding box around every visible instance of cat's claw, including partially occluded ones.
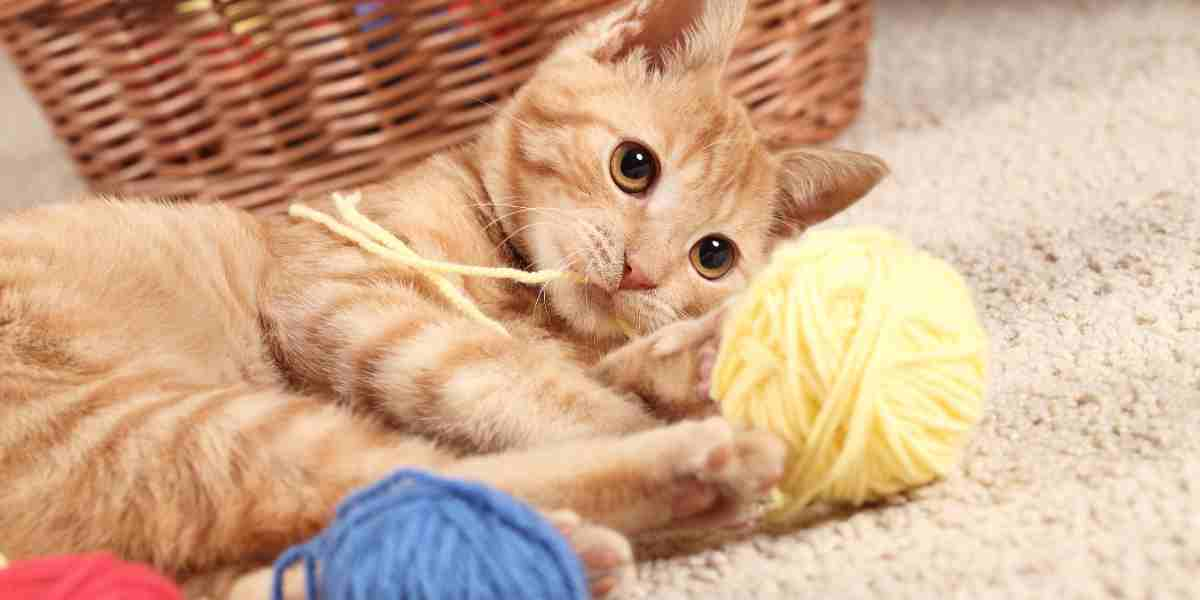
[695,336,720,406]
[663,417,786,530]
[547,510,636,598]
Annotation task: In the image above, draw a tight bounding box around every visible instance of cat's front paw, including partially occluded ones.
[592,302,730,421]
[547,510,635,598]
[663,417,786,531]
[696,341,719,408]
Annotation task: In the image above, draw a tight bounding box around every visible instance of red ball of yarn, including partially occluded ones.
[0,553,183,600]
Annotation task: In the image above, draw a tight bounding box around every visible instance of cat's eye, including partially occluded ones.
[690,235,738,280]
[610,141,659,194]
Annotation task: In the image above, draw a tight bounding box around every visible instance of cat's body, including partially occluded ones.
[0,1,886,597]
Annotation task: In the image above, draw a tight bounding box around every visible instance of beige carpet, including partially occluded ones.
[2,0,1197,598]
[0,55,87,211]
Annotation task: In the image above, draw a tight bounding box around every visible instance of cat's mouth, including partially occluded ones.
[589,284,675,337]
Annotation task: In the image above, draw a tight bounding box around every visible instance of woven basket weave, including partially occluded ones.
[1,0,873,214]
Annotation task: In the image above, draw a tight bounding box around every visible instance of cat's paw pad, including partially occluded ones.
[548,510,635,598]
[668,417,786,529]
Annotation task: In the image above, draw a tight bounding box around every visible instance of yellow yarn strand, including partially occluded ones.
[711,227,988,524]
[289,192,634,338]
[0,551,7,569]
[291,199,506,338]
[330,192,576,286]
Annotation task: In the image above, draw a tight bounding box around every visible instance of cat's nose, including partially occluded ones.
[619,257,657,291]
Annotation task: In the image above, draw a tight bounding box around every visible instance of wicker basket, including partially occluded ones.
[0,0,873,214]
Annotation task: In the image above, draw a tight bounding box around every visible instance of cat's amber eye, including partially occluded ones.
[610,142,659,194]
[690,235,738,280]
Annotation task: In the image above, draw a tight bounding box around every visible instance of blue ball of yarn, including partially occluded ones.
[272,469,588,600]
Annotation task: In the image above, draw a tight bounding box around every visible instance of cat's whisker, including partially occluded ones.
[483,206,580,233]
[474,200,576,217]
[459,198,576,219]
[465,200,585,234]
[470,97,538,134]
[494,221,550,251]
[551,248,590,283]
[530,248,588,314]
[533,282,550,313]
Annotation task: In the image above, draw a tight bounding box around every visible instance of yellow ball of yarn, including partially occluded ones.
[710,227,989,523]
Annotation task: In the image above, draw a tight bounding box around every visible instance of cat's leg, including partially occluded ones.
[0,379,455,594]
[346,315,665,451]
[446,416,786,536]
[591,302,730,420]
[263,270,662,451]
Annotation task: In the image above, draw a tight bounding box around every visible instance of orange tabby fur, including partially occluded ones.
[0,1,887,597]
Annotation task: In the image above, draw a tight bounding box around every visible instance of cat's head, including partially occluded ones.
[482,0,888,339]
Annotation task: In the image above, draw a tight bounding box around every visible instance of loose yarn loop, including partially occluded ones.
[0,552,183,600]
[290,191,637,339]
[273,469,588,600]
[711,227,988,523]
[290,192,576,338]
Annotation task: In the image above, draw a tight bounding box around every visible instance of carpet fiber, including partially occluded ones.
[1,0,1196,598]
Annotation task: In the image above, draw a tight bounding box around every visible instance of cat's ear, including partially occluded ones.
[769,147,890,241]
[565,0,747,74]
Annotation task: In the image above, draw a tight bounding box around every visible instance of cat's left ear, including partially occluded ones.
[568,0,748,74]
[769,147,890,241]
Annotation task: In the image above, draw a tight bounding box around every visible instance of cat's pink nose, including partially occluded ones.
[619,258,657,291]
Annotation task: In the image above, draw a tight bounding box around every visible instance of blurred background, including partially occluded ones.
[2,50,87,211]
[3,1,1191,215]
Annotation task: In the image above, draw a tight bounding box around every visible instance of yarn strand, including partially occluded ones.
[330,193,575,286]
[290,191,577,338]
[289,198,504,337]
[289,191,637,339]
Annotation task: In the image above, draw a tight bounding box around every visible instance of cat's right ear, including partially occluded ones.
[560,0,748,75]
[768,147,890,242]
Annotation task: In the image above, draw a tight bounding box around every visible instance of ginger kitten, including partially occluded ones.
[0,0,887,597]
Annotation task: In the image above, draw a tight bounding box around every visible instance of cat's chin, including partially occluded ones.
[548,281,629,340]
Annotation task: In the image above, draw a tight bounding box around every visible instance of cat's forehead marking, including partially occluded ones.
[644,157,706,217]
[645,173,681,216]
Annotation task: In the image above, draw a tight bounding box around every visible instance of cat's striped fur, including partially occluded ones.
[0,0,887,597]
